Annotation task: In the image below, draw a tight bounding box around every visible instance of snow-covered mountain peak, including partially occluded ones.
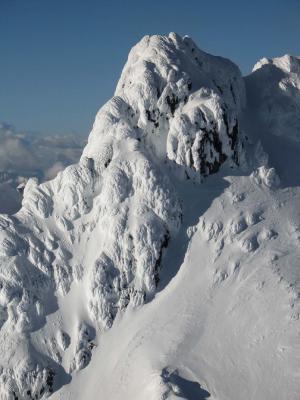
[84,33,246,178]
[253,54,300,74]
[0,34,300,400]
[247,53,300,144]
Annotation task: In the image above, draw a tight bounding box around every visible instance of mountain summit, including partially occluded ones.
[0,34,299,400]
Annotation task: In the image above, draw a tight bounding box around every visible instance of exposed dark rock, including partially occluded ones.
[166,94,179,115]
[154,231,170,286]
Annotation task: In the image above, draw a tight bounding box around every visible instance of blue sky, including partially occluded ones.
[0,0,299,136]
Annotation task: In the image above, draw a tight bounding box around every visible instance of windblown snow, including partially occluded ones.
[0,33,299,400]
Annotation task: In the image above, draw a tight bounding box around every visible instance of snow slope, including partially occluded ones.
[0,34,299,400]
[53,170,300,400]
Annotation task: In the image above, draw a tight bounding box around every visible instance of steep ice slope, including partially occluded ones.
[84,33,245,177]
[51,52,300,399]
[0,33,247,399]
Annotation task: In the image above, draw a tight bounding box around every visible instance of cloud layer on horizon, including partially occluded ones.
[0,122,86,213]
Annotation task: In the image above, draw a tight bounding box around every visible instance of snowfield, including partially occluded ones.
[0,33,299,400]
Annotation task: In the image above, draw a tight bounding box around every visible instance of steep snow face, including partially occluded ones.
[84,33,246,178]
[0,144,181,397]
[246,54,300,143]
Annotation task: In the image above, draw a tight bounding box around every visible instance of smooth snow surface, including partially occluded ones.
[0,34,299,400]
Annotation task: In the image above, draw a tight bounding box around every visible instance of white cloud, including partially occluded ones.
[44,161,65,180]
